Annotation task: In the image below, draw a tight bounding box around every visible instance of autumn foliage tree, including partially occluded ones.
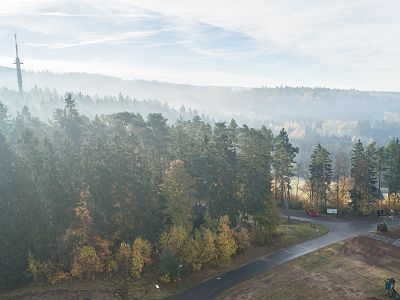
[216,215,236,265]
[161,160,196,231]
[71,246,102,280]
[131,237,152,278]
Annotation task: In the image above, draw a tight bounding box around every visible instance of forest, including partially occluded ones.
[2,66,400,143]
[0,94,399,290]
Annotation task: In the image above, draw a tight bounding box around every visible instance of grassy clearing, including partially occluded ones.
[275,221,328,246]
[0,220,328,300]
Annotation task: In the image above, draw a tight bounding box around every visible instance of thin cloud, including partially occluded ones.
[46,30,165,49]
[0,0,399,90]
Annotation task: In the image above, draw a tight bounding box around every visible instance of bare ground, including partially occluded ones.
[380,227,400,240]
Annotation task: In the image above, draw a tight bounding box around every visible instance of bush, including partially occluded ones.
[131,237,152,278]
[182,238,202,271]
[159,225,188,259]
[27,252,57,283]
[47,271,71,284]
[216,215,236,265]
[93,236,116,275]
[200,228,217,266]
[116,242,132,277]
[158,248,179,280]
[159,274,171,283]
[71,246,102,280]
[233,227,250,253]
[252,228,269,246]
[256,201,281,240]
[290,201,304,210]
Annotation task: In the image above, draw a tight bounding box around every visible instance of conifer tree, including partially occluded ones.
[309,144,333,210]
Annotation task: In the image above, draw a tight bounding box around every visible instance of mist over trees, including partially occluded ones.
[0,96,282,288]
[303,139,400,215]
[1,88,400,290]
[1,66,400,145]
[1,64,400,291]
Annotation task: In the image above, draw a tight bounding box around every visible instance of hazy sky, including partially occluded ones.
[0,0,399,90]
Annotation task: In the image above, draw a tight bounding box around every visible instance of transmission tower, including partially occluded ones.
[13,34,23,97]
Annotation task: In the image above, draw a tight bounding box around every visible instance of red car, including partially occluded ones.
[306,208,319,217]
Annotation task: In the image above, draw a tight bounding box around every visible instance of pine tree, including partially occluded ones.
[350,140,372,214]
[309,144,333,210]
[161,160,196,230]
[210,122,238,222]
[273,128,299,211]
[0,133,44,288]
[385,138,400,205]
[0,101,9,133]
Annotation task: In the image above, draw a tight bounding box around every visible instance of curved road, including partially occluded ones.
[170,211,400,300]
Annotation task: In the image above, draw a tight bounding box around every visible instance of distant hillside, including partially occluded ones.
[1,66,399,124]
[1,65,400,147]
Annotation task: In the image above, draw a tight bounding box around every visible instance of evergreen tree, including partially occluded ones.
[237,126,273,223]
[385,138,400,205]
[161,160,196,231]
[350,140,372,213]
[0,100,9,133]
[0,133,45,288]
[209,122,238,222]
[272,128,299,210]
[309,144,333,210]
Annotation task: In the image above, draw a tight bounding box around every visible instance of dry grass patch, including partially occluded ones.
[219,236,400,300]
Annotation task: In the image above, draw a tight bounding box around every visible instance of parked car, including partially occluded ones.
[306,208,319,217]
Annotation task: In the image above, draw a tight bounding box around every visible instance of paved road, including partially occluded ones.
[170,211,400,300]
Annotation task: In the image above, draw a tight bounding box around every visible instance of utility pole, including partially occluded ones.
[13,34,23,97]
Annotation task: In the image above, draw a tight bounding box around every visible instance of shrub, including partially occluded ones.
[256,202,281,240]
[47,271,71,284]
[290,200,304,210]
[93,236,115,275]
[131,237,152,278]
[216,215,236,265]
[116,242,132,277]
[252,228,268,246]
[233,227,250,253]
[159,274,171,283]
[182,238,202,271]
[159,225,188,259]
[71,246,102,280]
[201,228,217,266]
[158,248,179,280]
[27,252,57,283]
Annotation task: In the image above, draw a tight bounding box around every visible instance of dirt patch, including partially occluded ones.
[380,227,400,239]
[1,289,114,300]
[342,236,400,274]
[218,262,380,300]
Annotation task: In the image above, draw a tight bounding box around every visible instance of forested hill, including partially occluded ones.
[1,94,399,291]
[1,66,399,126]
[0,87,212,126]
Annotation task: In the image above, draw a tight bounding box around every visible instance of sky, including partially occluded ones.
[0,0,399,90]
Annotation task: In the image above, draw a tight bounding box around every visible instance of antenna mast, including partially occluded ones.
[13,33,24,97]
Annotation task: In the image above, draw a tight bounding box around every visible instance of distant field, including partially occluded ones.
[218,233,400,300]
